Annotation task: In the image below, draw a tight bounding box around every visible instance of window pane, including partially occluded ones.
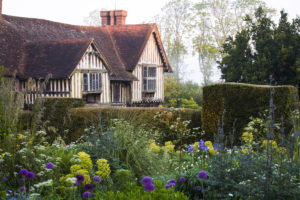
[143,79,147,91]
[96,74,99,90]
[113,84,120,102]
[92,74,96,91]
[83,74,88,91]
[148,80,156,91]
[143,67,148,77]
[89,74,92,91]
[99,74,102,90]
[148,67,156,77]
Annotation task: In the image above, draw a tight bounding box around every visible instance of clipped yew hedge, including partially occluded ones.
[202,83,298,144]
[67,107,201,144]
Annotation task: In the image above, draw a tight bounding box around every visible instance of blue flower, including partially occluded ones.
[198,170,208,179]
[25,172,35,180]
[187,145,194,152]
[19,186,26,192]
[164,184,170,189]
[169,179,176,184]
[19,169,28,176]
[199,139,205,149]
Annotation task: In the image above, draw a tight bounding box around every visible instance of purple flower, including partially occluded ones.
[199,139,205,149]
[73,181,79,186]
[179,177,186,182]
[76,174,85,183]
[142,176,152,185]
[193,185,201,192]
[203,145,208,152]
[187,145,194,152]
[198,171,208,179]
[25,171,35,180]
[19,186,26,192]
[144,183,155,191]
[164,184,170,189]
[46,162,55,169]
[19,169,28,176]
[169,179,176,184]
[93,176,101,182]
[213,144,219,151]
[169,183,175,187]
[2,177,8,181]
[82,191,92,199]
[84,184,94,191]
[202,189,207,194]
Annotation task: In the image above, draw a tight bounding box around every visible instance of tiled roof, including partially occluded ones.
[0,14,171,80]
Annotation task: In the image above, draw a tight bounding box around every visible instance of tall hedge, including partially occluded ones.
[202,83,298,144]
[67,107,201,144]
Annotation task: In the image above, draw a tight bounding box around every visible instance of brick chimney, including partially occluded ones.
[100,10,127,25]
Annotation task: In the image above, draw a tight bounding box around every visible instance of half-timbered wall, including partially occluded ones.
[70,44,110,104]
[132,32,164,103]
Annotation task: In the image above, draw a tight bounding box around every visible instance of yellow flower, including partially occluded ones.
[165,141,174,153]
[78,152,93,171]
[242,132,253,143]
[149,143,161,153]
[28,140,32,145]
[96,159,111,178]
[165,141,173,146]
[193,142,199,151]
[77,169,91,184]
[204,141,215,155]
[70,164,82,174]
[262,140,277,149]
[242,147,251,154]
[16,144,20,150]
[18,135,23,140]
[0,153,5,157]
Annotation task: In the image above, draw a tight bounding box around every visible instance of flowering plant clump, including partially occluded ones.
[96,159,111,179]
[141,176,155,192]
[78,152,93,172]
[179,177,186,182]
[198,171,208,179]
[242,132,253,144]
[149,142,161,153]
[46,162,55,169]
[92,176,101,182]
[165,141,174,153]
[82,191,92,199]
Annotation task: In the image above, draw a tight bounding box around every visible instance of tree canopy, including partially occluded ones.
[219,8,300,87]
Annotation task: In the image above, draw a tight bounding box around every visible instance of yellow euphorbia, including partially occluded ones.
[149,143,161,153]
[78,152,93,172]
[96,159,111,178]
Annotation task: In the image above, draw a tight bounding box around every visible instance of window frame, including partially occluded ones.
[143,66,157,92]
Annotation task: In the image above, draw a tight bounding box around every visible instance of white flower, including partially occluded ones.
[65,177,77,184]
[34,179,53,188]
[228,193,234,197]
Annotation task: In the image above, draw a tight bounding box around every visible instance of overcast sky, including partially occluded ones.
[2,0,299,84]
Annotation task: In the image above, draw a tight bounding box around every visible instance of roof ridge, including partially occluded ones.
[105,26,127,70]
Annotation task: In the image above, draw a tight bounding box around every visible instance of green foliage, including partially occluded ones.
[112,169,135,191]
[201,83,298,143]
[94,181,189,200]
[164,76,202,108]
[219,8,300,90]
[67,107,201,145]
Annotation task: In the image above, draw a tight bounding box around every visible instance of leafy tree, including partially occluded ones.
[155,0,192,81]
[219,8,300,87]
[164,76,202,109]
[83,9,101,26]
[192,0,273,85]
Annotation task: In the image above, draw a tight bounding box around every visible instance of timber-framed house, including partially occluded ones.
[0,1,172,107]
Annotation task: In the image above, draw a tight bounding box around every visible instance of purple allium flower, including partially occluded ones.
[169,183,175,187]
[73,181,79,186]
[19,178,25,183]
[144,183,155,191]
[179,177,186,182]
[76,174,85,183]
[84,184,94,191]
[46,162,55,169]
[187,145,194,152]
[19,186,26,192]
[198,171,208,179]
[202,189,207,194]
[169,179,176,184]
[2,177,8,181]
[19,169,28,176]
[193,185,201,192]
[93,176,101,182]
[164,184,170,189]
[82,191,92,199]
[142,176,152,185]
[25,171,35,180]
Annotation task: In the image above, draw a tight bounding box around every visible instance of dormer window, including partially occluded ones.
[143,66,156,92]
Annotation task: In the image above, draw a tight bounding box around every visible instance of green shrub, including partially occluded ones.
[67,107,201,144]
[202,83,298,144]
